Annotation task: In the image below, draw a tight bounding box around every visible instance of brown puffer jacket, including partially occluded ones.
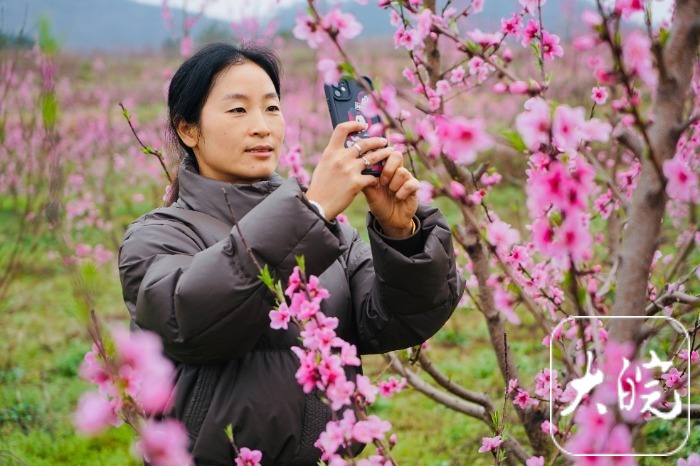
[118,161,465,466]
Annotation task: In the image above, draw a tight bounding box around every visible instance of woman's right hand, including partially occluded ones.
[305,121,391,220]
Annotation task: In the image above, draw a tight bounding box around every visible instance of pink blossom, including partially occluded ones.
[519,0,547,13]
[375,86,401,119]
[317,59,340,85]
[306,275,330,301]
[623,31,657,88]
[315,421,346,460]
[323,9,362,40]
[486,219,520,252]
[534,368,558,398]
[515,97,551,151]
[435,80,451,96]
[679,454,700,466]
[394,27,421,51]
[326,377,355,410]
[513,389,532,409]
[450,66,466,84]
[520,19,540,46]
[449,181,466,199]
[352,415,391,443]
[540,420,558,435]
[582,9,602,26]
[339,343,361,366]
[74,392,119,436]
[661,367,687,396]
[541,30,563,62]
[507,378,518,394]
[492,82,508,94]
[500,14,522,38]
[417,181,434,204]
[136,419,193,466]
[291,347,320,393]
[468,29,503,48]
[663,156,699,203]
[435,116,493,165]
[616,0,644,19]
[581,118,612,143]
[509,81,530,95]
[179,37,192,57]
[269,304,291,330]
[378,377,406,398]
[478,435,503,453]
[467,56,493,83]
[554,215,594,264]
[293,16,324,49]
[604,424,636,459]
[234,447,263,466]
[573,34,599,51]
[356,374,379,404]
[678,349,699,364]
[468,190,485,205]
[552,105,586,152]
[526,457,544,466]
[591,86,608,105]
[79,345,111,388]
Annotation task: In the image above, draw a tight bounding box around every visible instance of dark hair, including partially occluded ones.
[164,42,283,206]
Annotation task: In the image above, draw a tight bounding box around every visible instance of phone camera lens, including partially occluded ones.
[334,90,341,97]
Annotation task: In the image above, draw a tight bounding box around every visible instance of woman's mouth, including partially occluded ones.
[246,146,274,156]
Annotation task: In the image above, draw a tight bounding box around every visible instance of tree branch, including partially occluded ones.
[385,353,531,464]
[418,353,494,410]
[609,0,700,344]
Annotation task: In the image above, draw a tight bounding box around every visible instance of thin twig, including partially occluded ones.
[118,102,172,183]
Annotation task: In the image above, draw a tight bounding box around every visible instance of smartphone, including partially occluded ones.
[324,76,386,176]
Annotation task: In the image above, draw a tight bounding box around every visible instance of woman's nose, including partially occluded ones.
[249,111,271,137]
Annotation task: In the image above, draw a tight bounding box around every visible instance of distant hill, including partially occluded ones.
[0,0,589,53]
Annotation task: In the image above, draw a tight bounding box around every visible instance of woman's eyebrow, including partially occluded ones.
[221,92,278,101]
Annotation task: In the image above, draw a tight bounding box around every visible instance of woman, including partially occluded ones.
[118,42,465,466]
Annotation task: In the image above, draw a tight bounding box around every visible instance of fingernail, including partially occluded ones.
[380,176,388,185]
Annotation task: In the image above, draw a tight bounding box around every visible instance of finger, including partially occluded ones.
[351,136,389,156]
[388,166,413,194]
[395,176,420,201]
[359,174,380,190]
[381,152,405,187]
[329,120,370,149]
[358,146,393,167]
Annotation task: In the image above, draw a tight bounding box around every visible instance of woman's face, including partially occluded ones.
[179,61,285,184]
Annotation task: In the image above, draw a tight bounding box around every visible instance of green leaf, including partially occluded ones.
[121,106,131,120]
[141,145,153,155]
[41,93,59,130]
[37,17,59,55]
[489,410,500,430]
[339,62,355,77]
[464,40,479,53]
[659,28,670,47]
[295,255,306,273]
[500,128,527,153]
[224,424,234,443]
[259,265,274,290]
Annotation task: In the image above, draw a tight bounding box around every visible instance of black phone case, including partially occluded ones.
[324,76,385,176]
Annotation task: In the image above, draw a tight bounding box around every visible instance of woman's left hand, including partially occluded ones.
[362,150,420,238]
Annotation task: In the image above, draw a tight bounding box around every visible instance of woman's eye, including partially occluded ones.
[267,105,280,112]
[228,107,245,113]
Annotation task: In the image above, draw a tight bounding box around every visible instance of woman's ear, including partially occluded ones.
[176,118,199,149]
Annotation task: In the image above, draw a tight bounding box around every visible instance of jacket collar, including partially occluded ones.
[175,159,285,225]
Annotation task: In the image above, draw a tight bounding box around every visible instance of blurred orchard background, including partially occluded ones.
[0,0,698,465]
